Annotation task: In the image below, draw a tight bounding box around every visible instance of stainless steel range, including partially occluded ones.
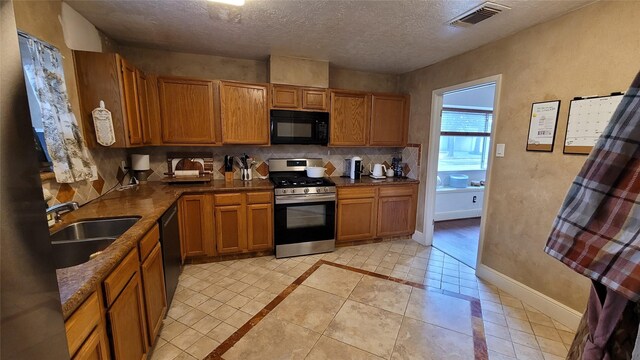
[269,158,336,258]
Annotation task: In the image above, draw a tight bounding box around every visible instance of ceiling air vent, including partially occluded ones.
[448,2,511,28]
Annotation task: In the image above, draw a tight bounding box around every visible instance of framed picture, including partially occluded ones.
[526,100,561,152]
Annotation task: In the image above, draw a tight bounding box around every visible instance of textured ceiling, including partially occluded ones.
[66,0,593,74]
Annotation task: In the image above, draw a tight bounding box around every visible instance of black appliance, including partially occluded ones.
[1,3,70,358]
[270,159,336,258]
[270,110,329,145]
[159,203,181,307]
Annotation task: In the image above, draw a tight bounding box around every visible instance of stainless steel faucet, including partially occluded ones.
[46,201,79,222]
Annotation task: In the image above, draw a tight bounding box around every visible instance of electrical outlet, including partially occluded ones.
[120,160,127,172]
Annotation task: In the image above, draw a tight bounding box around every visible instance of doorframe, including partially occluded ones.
[422,74,503,269]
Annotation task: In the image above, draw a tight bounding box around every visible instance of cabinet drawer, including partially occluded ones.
[379,184,416,197]
[337,186,377,199]
[246,191,272,204]
[103,249,139,306]
[214,193,243,206]
[139,224,159,262]
[65,292,101,356]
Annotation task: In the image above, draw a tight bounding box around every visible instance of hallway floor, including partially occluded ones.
[150,239,574,360]
[433,217,481,268]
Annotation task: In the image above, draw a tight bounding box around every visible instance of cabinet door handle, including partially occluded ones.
[472,196,477,203]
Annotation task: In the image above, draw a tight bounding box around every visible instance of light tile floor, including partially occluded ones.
[150,239,576,360]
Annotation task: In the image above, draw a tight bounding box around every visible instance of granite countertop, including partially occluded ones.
[331,176,420,187]
[55,179,273,319]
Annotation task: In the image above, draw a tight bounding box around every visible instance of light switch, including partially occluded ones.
[496,144,505,157]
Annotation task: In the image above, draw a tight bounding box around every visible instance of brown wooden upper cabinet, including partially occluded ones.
[158,77,219,145]
[271,84,328,112]
[220,81,269,144]
[369,94,409,147]
[329,90,370,146]
[74,51,153,148]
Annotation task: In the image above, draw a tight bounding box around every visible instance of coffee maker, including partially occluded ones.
[344,157,363,179]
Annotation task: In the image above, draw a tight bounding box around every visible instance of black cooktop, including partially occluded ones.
[270,175,335,188]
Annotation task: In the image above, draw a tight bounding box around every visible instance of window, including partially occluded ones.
[438,108,492,171]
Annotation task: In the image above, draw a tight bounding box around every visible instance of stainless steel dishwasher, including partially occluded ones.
[160,203,181,307]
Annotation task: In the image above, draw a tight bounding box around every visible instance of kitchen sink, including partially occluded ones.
[50,217,140,269]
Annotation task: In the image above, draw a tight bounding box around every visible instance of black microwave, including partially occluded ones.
[270,110,329,145]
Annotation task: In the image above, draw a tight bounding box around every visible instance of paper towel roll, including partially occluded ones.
[131,154,150,171]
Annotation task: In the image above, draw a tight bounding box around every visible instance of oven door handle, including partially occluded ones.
[275,194,336,204]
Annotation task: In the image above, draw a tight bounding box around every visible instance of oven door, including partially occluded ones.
[274,195,335,245]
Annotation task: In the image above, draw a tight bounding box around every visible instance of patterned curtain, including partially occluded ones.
[23,36,96,183]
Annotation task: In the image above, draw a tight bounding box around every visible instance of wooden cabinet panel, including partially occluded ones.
[119,57,143,146]
[337,186,377,199]
[302,88,328,111]
[215,205,246,254]
[271,85,299,108]
[330,90,370,146]
[337,197,377,242]
[247,203,273,251]
[178,194,214,258]
[103,249,139,306]
[377,196,415,237]
[72,327,109,360]
[369,94,409,146]
[135,70,154,145]
[213,193,242,206]
[74,51,143,148]
[141,243,167,344]
[377,184,417,237]
[246,191,272,204]
[158,78,217,144]
[220,81,269,144]
[65,292,102,356]
[139,224,159,262]
[107,273,148,360]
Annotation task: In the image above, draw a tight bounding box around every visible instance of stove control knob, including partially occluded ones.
[304,188,309,194]
[281,189,288,194]
[325,187,330,192]
[317,187,323,193]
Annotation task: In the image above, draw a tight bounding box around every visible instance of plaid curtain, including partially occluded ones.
[545,70,640,302]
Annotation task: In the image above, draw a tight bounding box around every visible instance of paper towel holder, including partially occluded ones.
[131,154,150,184]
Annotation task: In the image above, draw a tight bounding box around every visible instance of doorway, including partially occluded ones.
[423,76,501,269]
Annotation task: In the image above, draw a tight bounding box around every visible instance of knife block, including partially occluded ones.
[224,172,234,182]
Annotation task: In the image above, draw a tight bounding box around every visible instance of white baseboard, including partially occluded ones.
[412,230,427,246]
[434,209,482,221]
[476,264,582,331]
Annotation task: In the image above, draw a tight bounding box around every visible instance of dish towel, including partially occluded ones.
[545,70,640,359]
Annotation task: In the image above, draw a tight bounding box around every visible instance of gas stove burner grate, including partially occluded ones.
[271,176,334,188]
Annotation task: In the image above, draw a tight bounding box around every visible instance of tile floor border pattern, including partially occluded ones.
[203,259,488,360]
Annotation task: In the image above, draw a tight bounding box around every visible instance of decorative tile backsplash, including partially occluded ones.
[130,145,421,182]
[42,148,127,206]
[42,143,423,207]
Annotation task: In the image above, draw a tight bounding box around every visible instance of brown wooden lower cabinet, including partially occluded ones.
[107,271,148,360]
[179,194,215,259]
[246,203,273,251]
[337,184,418,243]
[72,326,110,360]
[215,204,246,254]
[377,195,415,237]
[141,243,167,344]
[65,291,110,360]
[336,197,377,242]
[214,191,273,255]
